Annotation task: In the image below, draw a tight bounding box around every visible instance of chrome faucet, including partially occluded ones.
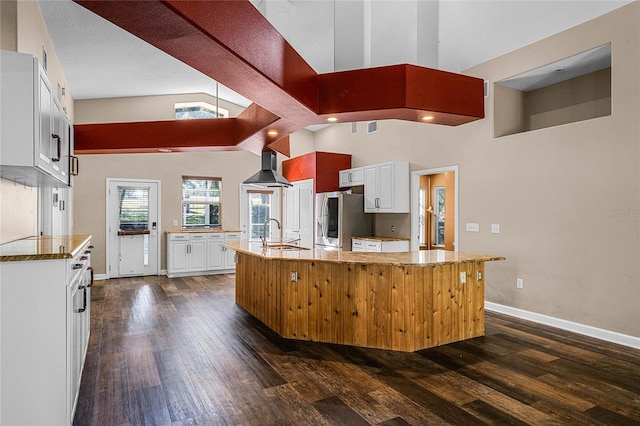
[261,218,281,248]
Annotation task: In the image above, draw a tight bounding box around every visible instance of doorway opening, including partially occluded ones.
[410,166,458,251]
[239,184,282,243]
[106,178,161,278]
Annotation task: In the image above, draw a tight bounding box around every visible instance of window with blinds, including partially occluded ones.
[118,187,150,231]
[182,176,222,228]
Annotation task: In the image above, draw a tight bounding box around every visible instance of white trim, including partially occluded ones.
[94,273,108,281]
[485,301,640,350]
[410,165,459,251]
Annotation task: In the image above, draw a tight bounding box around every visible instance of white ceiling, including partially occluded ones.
[38,0,632,108]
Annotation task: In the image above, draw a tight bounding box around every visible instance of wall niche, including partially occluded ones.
[494,43,611,138]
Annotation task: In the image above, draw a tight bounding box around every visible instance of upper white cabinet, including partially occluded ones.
[364,161,410,213]
[339,167,364,187]
[1,50,74,187]
[283,179,314,248]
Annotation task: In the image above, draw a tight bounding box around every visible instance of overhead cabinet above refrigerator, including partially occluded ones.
[0,50,77,187]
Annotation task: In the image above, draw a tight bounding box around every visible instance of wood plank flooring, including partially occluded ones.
[73,274,640,425]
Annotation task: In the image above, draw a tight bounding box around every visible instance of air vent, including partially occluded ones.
[484,80,489,97]
[351,122,357,134]
[367,121,378,134]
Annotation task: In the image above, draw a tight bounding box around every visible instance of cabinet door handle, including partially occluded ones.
[70,156,79,176]
[87,266,94,288]
[76,285,87,313]
[51,134,61,162]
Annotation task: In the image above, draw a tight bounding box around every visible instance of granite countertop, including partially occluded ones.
[0,235,92,262]
[352,236,410,242]
[223,240,504,266]
[165,229,241,234]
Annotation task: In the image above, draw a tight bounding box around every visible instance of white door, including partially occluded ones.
[239,184,281,242]
[107,179,160,278]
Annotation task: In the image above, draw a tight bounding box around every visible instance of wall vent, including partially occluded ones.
[484,80,489,97]
[351,122,357,134]
[367,121,378,134]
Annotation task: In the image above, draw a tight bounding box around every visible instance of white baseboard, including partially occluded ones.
[485,301,640,350]
[94,271,166,280]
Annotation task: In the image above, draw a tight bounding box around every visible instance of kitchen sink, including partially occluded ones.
[267,244,310,251]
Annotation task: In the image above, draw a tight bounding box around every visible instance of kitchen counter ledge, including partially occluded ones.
[223,240,504,266]
[165,229,240,234]
[0,235,92,262]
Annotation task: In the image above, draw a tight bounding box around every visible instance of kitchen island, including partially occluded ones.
[224,240,504,352]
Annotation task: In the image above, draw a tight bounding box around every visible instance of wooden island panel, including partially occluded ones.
[235,252,488,352]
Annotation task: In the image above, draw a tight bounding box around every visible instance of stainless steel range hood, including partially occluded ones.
[243,151,292,187]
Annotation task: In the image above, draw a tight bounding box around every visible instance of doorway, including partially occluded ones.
[106,178,160,278]
[410,166,458,251]
[239,184,282,242]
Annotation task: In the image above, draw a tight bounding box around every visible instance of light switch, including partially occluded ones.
[173,220,178,227]
[466,223,480,232]
[491,224,500,233]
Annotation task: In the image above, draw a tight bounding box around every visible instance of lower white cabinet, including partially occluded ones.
[0,236,92,425]
[167,231,239,278]
[352,237,410,252]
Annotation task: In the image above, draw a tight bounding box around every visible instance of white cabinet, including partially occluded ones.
[0,236,92,425]
[283,179,314,248]
[167,233,206,275]
[364,161,410,213]
[352,237,410,252]
[1,50,74,187]
[339,167,364,187]
[223,232,240,267]
[167,231,239,278]
[207,233,225,270]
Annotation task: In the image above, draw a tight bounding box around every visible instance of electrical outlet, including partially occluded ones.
[391,225,395,233]
[477,270,482,281]
[173,220,178,227]
[291,271,298,282]
[491,224,501,233]
[516,278,524,289]
[459,271,467,284]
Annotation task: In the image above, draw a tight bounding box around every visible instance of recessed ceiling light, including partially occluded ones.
[267,130,278,136]
[327,117,338,122]
[422,115,434,121]
[158,148,172,153]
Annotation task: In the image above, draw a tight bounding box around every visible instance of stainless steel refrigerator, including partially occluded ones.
[315,192,371,250]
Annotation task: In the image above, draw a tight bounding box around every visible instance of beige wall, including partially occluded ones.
[313,4,640,338]
[17,1,74,119]
[0,1,73,243]
[526,67,611,131]
[1,0,17,51]
[0,179,38,244]
[75,93,245,123]
[73,151,258,274]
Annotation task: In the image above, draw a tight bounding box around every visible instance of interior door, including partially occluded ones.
[107,179,160,278]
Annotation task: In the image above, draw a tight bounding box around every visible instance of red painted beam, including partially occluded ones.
[74,118,239,154]
[72,0,485,155]
[318,64,484,126]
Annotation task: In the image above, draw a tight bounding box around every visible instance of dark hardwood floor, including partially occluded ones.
[73,274,640,425]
